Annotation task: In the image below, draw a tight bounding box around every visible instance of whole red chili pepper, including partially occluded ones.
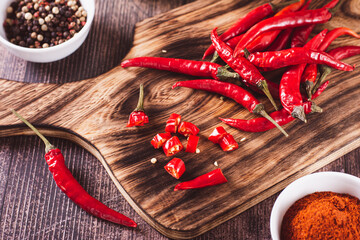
[210,28,278,111]
[164,158,185,179]
[220,101,322,132]
[267,28,293,51]
[126,84,149,127]
[185,135,199,153]
[247,47,354,71]
[312,46,360,93]
[233,7,333,57]
[279,30,328,122]
[174,168,227,191]
[121,57,239,81]
[318,27,360,52]
[172,79,288,137]
[11,110,137,227]
[202,1,298,59]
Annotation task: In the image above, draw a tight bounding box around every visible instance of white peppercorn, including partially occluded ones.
[24,12,32,20]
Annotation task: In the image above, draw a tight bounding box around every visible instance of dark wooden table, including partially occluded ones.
[0,0,359,239]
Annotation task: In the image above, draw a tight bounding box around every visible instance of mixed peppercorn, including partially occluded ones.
[3,0,87,48]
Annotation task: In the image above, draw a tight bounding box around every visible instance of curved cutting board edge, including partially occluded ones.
[0,0,360,239]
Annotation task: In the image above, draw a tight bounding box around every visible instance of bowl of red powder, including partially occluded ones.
[270,172,360,240]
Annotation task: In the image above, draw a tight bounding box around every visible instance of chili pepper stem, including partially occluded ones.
[253,105,289,137]
[258,80,279,110]
[311,103,323,113]
[216,67,240,81]
[11,109,55,153]
[291,106,307,123]
[305,81,314,100]
[312,66,332,95]
[134,84,145,111]
[210,52,220,63]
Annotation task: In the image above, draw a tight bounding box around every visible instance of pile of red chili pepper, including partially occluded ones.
[122,0,360,136]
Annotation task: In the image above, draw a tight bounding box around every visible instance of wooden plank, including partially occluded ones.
[0,0,359,239]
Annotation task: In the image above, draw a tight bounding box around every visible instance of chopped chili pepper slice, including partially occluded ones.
[185,135,199,153]
[219,133,239,152]
[178,121,199,137]
[163,136,183,157]
[174,168,227,191]
[208,126,227,144]
[164,158,185,179]
[165,113,181,133]
[151,132,172,149]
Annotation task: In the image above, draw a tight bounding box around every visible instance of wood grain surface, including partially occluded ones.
[0,0,360,239]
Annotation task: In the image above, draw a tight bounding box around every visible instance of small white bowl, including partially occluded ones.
[270,172,360,240]
[0,0,95,63]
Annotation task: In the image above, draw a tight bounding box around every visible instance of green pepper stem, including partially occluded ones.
[210,51,220,63]
[243,48,251,59]
[11,109,55,153]
[312,66,332,95]
[258,80,278,111]
[134,84,145,111]
[291,105,307,123]
[253,104,288,137]
[305,81,314,100]
[216,67,240,81]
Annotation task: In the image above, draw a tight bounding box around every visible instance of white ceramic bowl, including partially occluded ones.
[270,172,360,240]
[0,0,95,62]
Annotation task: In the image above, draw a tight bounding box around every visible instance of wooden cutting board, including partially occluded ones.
[0,0,360,238]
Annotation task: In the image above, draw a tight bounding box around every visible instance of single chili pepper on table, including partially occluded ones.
[172,79,289,137]
[279,29,328,122]
[247,47,354,71]
[210,28,279,111]
[11,110,137,227]
[233,7,335,57]
[185,135,199,153]
[126,84,149,127]
[220,101,322,132]
[164,158,185,179]
[202,0,299,59]
[174,168,227,191]
[121,57,239,81]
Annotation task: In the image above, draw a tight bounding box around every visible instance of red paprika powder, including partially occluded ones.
[281,191,360,240]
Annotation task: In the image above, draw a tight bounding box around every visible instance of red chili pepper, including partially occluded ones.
[267,28,293,51]
[318,27,360,52]
[178,121,200,137]
[121,57,238,81]
[247,48,354,71]
[151,132,172,149]
[126,84,149,127]
[165,113,181,133]
[279,30,328,122]
[245,0,306,53]
[210,28,278,111]
[323,0,339,10]
[164,158,185,179]
[219,133,239,152]
[290,0,314,48]
[233,8,333,57]
[311,81,329,100]
[208,126,228,144]
[185,135,199,153]
[312,45,360,94]
[11,110,137,227]
[163,136,183,157]
[172,79,288,137]
[174,168,227,191]
[220,101,322,132]
[202,1,292,59]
